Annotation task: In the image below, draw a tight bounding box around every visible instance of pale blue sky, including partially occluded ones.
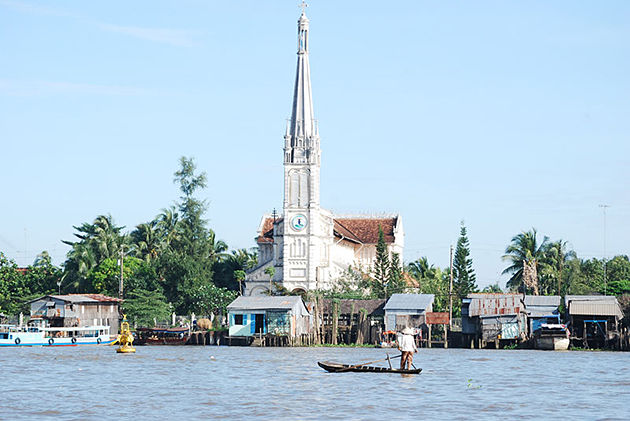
[1,1,628,288]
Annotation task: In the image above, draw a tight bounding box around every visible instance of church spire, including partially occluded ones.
[283,5,321,211]
[285,6,319,164]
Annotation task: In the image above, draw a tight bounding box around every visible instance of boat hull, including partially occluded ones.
[318,361,422,374]
[0,336,116,347]
[535,336,569,351]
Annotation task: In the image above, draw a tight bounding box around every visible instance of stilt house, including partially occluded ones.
[227,296,311,340]
[524,295,562,337]
[461,293,526,348]
[564,295,624,349]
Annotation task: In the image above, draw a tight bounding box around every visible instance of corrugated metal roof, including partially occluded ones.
[32,294,122,303]
[569,300,623,318]
[565,295,616,307]
[227,296,305,311]
[524,295,560,316]
[384,294,434,311]
[528,309,559,317]
[524,295,560,306]
[467,294,523,317]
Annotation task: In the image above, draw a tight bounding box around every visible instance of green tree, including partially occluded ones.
[481,283,503,293]
[406,257,449,311]
[539,240,576,295]
[172,156,210,258]
[122,289,172,327]
[502,228,549,294]
[386,252,405,296]
[453,221,478,300]
[264,265,276,294]
[373,225,390,298]
[192,283,238,318]
[234,270,246,295]
[62,214,126,292]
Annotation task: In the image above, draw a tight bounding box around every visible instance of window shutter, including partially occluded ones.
[250,314,256,334]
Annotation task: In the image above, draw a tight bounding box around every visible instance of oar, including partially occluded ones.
[337,354,402,372]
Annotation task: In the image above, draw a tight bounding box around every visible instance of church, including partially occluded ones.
[244,9,404,296]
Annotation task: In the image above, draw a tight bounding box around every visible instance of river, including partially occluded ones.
[1,346,628,420]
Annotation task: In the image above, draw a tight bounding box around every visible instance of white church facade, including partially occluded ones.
[244,10,404,296]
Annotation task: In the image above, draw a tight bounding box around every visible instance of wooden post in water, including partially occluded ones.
[443,325,448,349]
[332,301,339,345]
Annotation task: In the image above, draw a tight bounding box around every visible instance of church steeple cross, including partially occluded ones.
[299,1,308,14]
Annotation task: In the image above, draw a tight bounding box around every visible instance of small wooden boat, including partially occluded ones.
[135,327,190,345]
[318,361,422,375]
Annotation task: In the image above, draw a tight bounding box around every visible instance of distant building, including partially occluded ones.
[29,294,121,334]
[383,293,434,332]
[564,295,624,349]
[462,293,526,348]
[244,9,404,296]
[227,296,311,341]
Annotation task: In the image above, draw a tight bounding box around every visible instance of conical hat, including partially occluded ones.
[402,327,414,335]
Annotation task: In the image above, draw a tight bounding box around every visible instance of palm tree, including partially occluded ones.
[208,229,229,263]
[502,228,549,295]
[131,222,160,262]
[155,206,180,251]
[540,240,576,295]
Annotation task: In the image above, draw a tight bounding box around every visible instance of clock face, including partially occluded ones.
[290,214,308,231]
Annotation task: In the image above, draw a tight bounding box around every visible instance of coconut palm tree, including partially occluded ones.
[502,228,549,294]
[208,229,229,263]
[539,240,576,295]
[155,206,180,251]
[131,222,160,262]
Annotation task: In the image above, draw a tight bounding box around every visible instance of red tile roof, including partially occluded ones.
[334,217,396,244]
[256,215,398,245]
[256,217,278,244]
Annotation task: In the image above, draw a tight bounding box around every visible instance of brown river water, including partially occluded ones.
[1,346,629,420]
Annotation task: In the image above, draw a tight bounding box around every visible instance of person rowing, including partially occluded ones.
[397,327,417,370]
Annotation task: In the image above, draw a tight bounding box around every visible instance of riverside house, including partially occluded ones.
[227,296,311,345]
[462,293,527,348]
[524,295,562,336]
[29,294,121,334]
[565,295,624,349]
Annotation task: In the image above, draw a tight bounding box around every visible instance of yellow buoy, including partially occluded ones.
[114,314,136,354]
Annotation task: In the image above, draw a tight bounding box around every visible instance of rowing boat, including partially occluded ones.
[317,361,422,374]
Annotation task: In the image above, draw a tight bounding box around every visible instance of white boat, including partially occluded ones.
[534,323,570,351]
[0,319,115,347]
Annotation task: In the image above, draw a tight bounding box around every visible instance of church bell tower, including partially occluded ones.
[281,8,323,291]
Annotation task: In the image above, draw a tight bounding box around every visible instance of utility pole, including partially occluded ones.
[599,204,610,295]
[449,245,454,329]
[118,247,125,300]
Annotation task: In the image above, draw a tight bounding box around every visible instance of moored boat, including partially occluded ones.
[534,323,570,351]
[0,319,114,347]
[135,327,190,345]
[318,361,422,374]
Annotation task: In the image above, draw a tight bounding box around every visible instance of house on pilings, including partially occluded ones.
[462,293,527,349]
[313,299,385,345]
[564,295,624,349]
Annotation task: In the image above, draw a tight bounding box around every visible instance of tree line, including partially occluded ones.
[1,158,628,322]
[0,157,255,326]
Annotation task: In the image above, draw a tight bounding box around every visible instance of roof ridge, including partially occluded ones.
[333,219,363,243]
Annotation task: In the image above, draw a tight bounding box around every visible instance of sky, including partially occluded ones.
[1,0,629,289]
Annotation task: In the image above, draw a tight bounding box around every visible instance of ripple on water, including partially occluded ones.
[2,347,630,420]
